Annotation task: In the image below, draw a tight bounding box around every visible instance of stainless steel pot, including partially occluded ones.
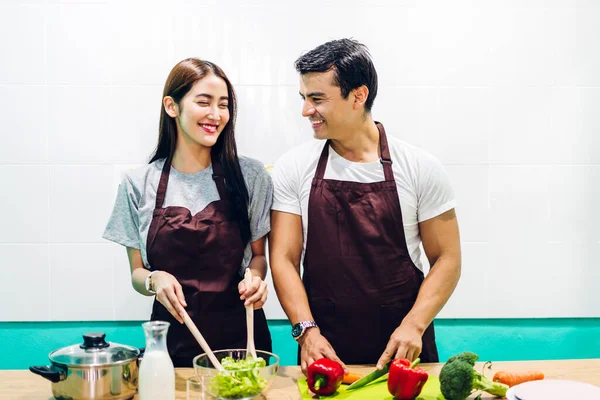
[30,332,141,400]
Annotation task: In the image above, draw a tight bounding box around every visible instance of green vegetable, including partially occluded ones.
[439,351,508,400]
[210,356,267,398]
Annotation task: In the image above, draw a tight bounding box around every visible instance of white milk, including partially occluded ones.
[138,350,175,400]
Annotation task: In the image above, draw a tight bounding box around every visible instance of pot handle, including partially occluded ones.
[29,365,66,383]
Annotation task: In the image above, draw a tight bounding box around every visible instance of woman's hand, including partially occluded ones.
[238,272,268,310]
[152,271,187,323]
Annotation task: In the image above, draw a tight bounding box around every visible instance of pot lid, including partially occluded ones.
[49,332,140,367]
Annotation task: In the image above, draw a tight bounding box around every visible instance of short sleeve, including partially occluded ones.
[247,165,273,242]
[271,154,302,215]
[102,177,142,249]
[417,155,456,222]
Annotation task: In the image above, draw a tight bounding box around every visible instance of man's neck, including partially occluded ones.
[171,136,212,174]
[329,118,380,163]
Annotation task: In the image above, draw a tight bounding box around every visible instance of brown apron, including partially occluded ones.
[302,122,438,364]
[146,158,272,367]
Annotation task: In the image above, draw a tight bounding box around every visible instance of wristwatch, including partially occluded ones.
[144,270,158,295]
[291,320,318,341]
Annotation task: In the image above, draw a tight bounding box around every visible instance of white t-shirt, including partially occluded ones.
[270,136,456,271]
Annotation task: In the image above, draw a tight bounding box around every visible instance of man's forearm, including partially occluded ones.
[271,256,314,325]
[403,256,461,333]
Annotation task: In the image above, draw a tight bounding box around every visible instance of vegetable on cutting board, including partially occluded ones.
[493,370,545,387]
[387,358,429,400]
[439,351,508,400]
[342,371,363,384]
[307,358,344,396]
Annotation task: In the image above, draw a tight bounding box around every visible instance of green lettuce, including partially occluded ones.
[210,356,267,398]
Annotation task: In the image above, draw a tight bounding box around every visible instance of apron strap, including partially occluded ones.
[376,122,394,182]
[154,157,230,210]
[211,156,230,210]
[314,122,394,181]
[314,141,331,180]
[155,158,171,209]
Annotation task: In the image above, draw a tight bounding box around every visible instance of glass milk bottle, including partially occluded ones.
[139,321,175,400]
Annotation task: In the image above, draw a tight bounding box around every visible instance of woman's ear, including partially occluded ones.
[163,96,178,118]
[352,86,369,110]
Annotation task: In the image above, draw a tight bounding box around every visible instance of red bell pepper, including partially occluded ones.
[307,358,344,396]
[387,358,429,400]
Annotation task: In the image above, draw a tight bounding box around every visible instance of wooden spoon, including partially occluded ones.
[181,309,224,371]
[244,268,258,359]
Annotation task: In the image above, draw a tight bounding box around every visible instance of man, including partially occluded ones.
[269,38,461,375]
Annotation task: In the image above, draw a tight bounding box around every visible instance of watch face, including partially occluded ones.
[291,324,302,338]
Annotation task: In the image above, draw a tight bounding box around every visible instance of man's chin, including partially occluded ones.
[312,130,329,141]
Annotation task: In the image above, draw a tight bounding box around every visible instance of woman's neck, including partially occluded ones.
[171,136,212,174]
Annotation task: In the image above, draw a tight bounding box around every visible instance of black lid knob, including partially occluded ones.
[80,332,109,349]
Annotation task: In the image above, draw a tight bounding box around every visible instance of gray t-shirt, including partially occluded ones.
[103,156,273,275]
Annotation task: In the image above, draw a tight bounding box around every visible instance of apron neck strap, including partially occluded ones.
[154,156,229,210]
[155,158,171,209]
[376,122,394,181]
[314,141,331,180]
[211,156,230,209]
[314,122,394,181]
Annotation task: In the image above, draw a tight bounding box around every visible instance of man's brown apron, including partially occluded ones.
[302,122,438,364]
[146,158,271,367]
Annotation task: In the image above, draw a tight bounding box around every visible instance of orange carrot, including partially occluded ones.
[492,370,545,387]
[342,372,363,384]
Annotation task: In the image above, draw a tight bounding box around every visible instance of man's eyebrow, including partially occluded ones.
[299,91,326,98]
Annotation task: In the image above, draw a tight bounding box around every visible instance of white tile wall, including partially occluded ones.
[438,242,490,319]
[0,5,45,85]
[47,86,111,164]
[49,166,114,243]
[46,4,112,85]
[371,87,438,148]
[0,85,48,164]
[107,3,175,86]
[111,245,153,320]
[0,167,49,243]
[1,0,599,321]
[489,166,552,244]
[235,86,310,165]
[549,166,600,243]
[107,85,163,164]
[445,166,489,243]
[421,88,490,165]
[0,244,50,321]
[49,244,114,320]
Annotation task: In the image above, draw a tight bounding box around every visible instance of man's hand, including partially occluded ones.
[299,329,348,376]
[376,322,423,369]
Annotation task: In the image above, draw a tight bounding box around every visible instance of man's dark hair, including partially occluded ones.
[294,38,378,112]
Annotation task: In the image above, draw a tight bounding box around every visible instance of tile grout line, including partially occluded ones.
[45,1,51,322]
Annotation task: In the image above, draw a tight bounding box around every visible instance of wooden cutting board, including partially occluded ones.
[296,375,445,399]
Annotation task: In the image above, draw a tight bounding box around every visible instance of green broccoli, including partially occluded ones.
[439,352,508,400]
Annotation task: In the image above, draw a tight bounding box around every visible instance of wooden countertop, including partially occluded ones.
[3,359,600,399]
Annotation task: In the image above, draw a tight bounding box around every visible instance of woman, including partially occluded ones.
[103,58,272,367]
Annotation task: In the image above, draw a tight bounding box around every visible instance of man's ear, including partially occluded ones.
[352,85,369,110]
[163,96,178,118]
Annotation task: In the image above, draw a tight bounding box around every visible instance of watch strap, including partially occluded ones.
[292,320,318,341]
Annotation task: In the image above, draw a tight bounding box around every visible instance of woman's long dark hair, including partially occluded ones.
[150,58,251,246]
